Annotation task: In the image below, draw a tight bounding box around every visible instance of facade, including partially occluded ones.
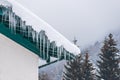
[0,0,80,80]
[0,34,39,80]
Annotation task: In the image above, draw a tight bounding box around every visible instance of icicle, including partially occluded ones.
[32,30,35,42]
[10,11,14,33]
[20,19,23,34]
[34,31,37,44]
[63,49,66,60]
[36,32,39,48]
[59,47,61,60]
[10,12,13,30]
[53,42,55,57]
[35,31,38,44]
[7,6,13,31]
[19,19,21,34]
[28,26,31,40]
[57,47,60,61]
[2,6,5,23]
[39,30,46,59]
[22,21,26,36]
[4,9,8,22]
[43,35,45,59]
[1,10,3,23]
[33,30,37,44]
[2,6,5,22]
[21,21,24,35]
[8,9,10,29]
[39,32,42,57]
[13,13,16,33]
[68,52,70,60]
[61,46,64,58]
[46,40,50,61]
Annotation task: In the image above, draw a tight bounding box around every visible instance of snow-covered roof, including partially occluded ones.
[5,0,80,55]
[0,0,12,7]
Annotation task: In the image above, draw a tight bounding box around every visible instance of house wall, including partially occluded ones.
[0,34,39,80]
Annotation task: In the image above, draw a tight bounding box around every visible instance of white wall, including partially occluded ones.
[0,34,39,80]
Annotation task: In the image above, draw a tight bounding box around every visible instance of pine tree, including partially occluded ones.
[63,53,95,80]
[82,53,95,80]
[97,33,120,80]
[63,54,84,80]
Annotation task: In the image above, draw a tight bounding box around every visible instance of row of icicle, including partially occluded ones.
[0,5,75,62]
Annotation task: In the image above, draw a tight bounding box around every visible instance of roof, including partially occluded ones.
[8,0,80,55]
[1,0,80,55]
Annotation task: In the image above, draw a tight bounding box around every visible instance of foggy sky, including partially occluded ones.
[16,0,120,48]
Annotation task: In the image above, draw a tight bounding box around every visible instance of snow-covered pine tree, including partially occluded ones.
[82,53,95,80]
[97,33,120,80]
[63,54,83,80]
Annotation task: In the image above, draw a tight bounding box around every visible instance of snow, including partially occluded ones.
[5,0,80,55]
[51,57,58,61]
[0,0,12,7]
[39,58,47,66]
[39,60,66,80]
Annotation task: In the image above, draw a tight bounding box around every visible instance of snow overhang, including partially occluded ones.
[6,0,80,55]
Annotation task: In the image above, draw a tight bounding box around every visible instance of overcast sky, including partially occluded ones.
[16,0,120,48]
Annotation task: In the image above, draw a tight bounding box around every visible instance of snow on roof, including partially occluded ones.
[0,0,12,7]
[6,0,80,55]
